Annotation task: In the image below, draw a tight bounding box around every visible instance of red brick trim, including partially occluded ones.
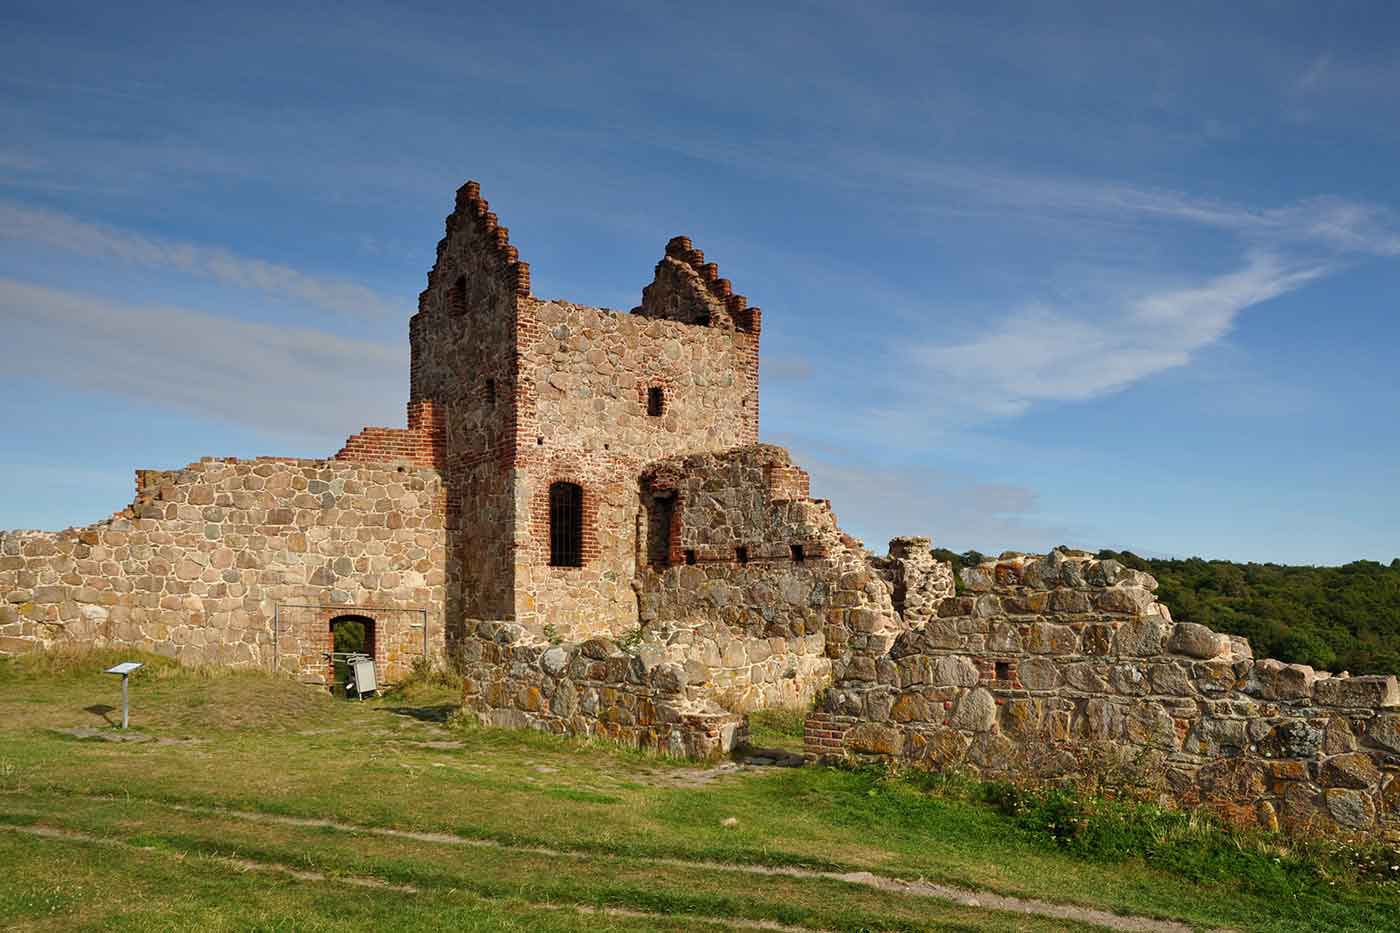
[527,472,600,569]
[334,401,445,468]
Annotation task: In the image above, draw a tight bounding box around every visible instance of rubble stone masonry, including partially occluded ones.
[806,551,1400,836]
[0,457,447,683]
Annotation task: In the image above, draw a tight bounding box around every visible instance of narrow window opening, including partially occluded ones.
[536,436,544,445]
[451,275,467,314]
[790,543,805,563]
[736,546,749,565]
[995,660,1011,681]
[696,311,711,326]
[646,386,665,417]
[646,494,675,569]
[684,549,697,565]
[486,378,497,405]
[549,482,584,567]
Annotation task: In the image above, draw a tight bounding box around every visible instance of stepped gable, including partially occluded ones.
[633,235,760,333]
[419,179,531,311]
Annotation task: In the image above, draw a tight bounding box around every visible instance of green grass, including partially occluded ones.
[1,649,1398,931]
[747,707,807,751]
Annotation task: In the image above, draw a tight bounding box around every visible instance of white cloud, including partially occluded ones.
[0,278,404,440]
[909,252,1330,416]
[847,154,1400,258]
[0,202,398,317]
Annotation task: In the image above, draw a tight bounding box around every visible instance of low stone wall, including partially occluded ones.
[641,619,829,712]
[458,620,747,758]
[806,550,1400,837]
[0,457,447,684]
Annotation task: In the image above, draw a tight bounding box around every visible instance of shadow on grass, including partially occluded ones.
[83,704,116,725]
[381,704,456,723]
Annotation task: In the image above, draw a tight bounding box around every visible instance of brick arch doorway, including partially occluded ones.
[328,614,377,693]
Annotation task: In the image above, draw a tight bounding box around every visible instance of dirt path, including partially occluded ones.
[40,792,1216,933]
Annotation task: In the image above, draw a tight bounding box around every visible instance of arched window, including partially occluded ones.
[549,481,584,567]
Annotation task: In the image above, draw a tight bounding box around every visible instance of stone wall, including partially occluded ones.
[458,620,747,758]
[634,446,904,711]
[509,272,759,637]
[866,536,956,627]
[806,550,1400,837]
[0,457,447,684]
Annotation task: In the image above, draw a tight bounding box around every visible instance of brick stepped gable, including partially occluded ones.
[634,235,761,333]
[424,179,531,305]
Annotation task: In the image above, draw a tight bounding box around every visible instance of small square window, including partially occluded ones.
[995,660,1011,681]
[647,386,664,417]
[736,546,749,565]
[790,544,805,563]
[684,549,697,565]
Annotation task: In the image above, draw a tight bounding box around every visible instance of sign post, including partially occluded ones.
[103,662,143,729]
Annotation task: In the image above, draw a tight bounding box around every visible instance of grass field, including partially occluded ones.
[1,650,1397,932]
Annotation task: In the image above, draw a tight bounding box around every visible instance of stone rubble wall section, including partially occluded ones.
[458,620,747,758]
[646,619,830,713]
[866,535,956,627]
[634,446,908,711]
[0,457,447,683]
[806,550,1400,837]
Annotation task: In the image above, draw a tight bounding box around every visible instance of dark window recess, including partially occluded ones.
[790,543,805,563]
[549,482,584,567]
[995,660,1011,680]
[451,275,467,314]
[646,494,675,568]
[485,378,497,405]
[736,546,749,565]
[646,386,665,417]
[684,549,697,565]
[696,311,711,326]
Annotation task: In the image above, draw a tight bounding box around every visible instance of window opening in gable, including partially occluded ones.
[451,275,467,314]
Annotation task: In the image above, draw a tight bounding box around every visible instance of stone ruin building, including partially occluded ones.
[2,181,1397,837]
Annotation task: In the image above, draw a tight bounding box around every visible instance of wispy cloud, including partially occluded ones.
[908,252,1329,417]
[0,278,404,439]
[851,156,1400,257]
[0,202,398,317]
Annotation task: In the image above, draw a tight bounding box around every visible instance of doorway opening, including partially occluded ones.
[328,615,376,693]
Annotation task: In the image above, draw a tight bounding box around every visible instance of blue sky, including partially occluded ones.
[2,1,1397,565]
